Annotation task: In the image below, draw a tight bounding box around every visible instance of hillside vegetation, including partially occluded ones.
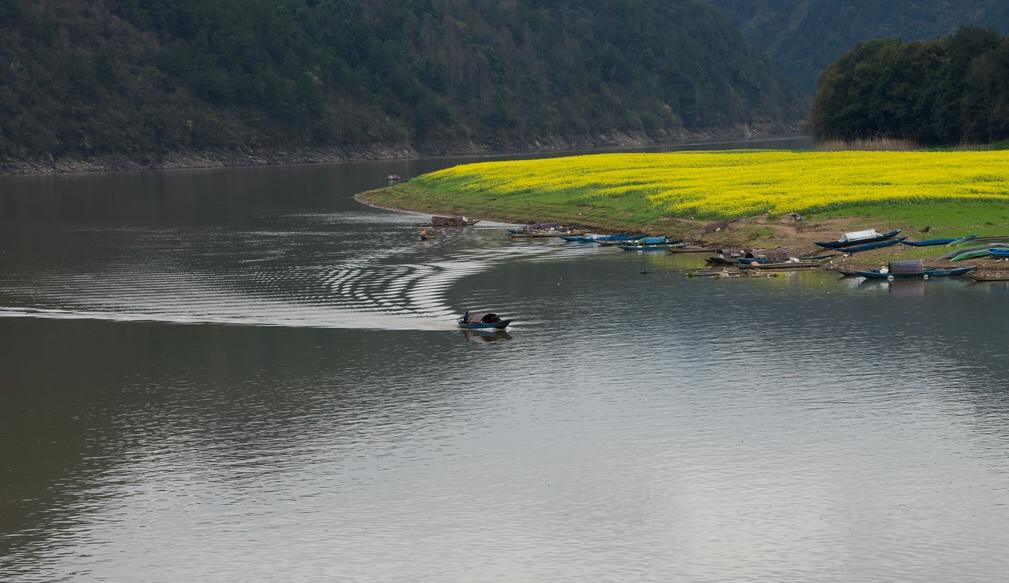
[707,0,1009,90]
[0,0,802,161]
[812,29,1009,145]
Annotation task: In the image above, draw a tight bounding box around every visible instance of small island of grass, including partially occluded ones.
[362,150,1009,266]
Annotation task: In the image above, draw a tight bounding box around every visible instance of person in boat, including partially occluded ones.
[462,310,470,324]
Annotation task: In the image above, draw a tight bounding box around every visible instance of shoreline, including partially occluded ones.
[0,128,803,177]
[358,188,1009,276]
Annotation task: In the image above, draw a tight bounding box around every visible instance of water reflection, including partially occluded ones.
[460,329,514,343]
[4,146,1009,582]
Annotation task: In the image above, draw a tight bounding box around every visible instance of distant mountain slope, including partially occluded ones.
[707,0,1009,90]
[0,0,802,164]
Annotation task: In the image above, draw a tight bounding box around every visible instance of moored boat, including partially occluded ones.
[838,236,907,254]
[739,260,827,270]
[815,229,901,249]
[951,249,993,262]
[431,215,478,227]
[967,270,1009,282]
[902,235,975,247]
[666,245,716,254]
[619,242,684,251]
[559,233,646,243]
[842,260,975,279]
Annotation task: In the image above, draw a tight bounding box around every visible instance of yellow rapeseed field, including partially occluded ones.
[414,150,1009,218]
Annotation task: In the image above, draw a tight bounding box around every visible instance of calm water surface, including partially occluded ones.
[3,139,1009,582]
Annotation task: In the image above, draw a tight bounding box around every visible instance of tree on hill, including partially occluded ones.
[811,28,1009,145]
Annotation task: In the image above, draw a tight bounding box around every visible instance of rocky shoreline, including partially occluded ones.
[0,124,800,176]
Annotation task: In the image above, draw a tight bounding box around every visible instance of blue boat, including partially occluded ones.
[844,266,975,279]
[902,235,976,247]
[619,243,680,251]
[560,233,646,243]
[902,238,958,247]
[838,236,908,254]
[458,312,511,330]
[815,229,901,249]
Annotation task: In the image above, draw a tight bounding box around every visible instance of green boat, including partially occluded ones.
[951,250,992,262]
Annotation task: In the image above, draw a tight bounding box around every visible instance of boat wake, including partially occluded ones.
[0,220,598,331]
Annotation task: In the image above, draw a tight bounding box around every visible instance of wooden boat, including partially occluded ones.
[989,248,1009,258]
[687,269,780,279]
[560,233,646,243]
[458,312,511,330]
[511,229,585,238]
[844,266,975,279]
[616,235,669,246]
[815,229,901,249]
[739,260,827,270]
[431,215,478,227]
[665,246,716,254]
[706,255,741,265]
[967,271,1009,282]
[799,253,840,261]
[619,242,684,251]
[619,236,683,251]
[838,236,907,254]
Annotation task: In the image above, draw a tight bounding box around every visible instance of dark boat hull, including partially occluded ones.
[848,266,975,279]
[739,261,826,270]
[815,229,902,249]
[838,237,908,254]
[902,238,957,247]
[620,243,683,251]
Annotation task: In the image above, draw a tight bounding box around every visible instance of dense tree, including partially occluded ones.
[811,29,1009,145]
[0,0,802,159]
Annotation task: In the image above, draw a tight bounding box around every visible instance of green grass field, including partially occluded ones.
[364,151,1009,257]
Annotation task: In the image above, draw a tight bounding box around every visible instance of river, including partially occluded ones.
[3,138,1009,582]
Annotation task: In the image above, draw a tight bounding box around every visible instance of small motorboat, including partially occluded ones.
[815,229,901,249]
[458,312,512,330]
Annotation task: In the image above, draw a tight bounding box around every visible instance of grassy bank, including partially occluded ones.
[363,150,1009,261]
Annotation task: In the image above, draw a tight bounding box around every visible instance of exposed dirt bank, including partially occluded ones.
[0,124,800,176]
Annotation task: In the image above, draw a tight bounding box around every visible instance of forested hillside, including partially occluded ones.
[0,0,802,164]
[811,28,1009,145]
[707,0,1009,90]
